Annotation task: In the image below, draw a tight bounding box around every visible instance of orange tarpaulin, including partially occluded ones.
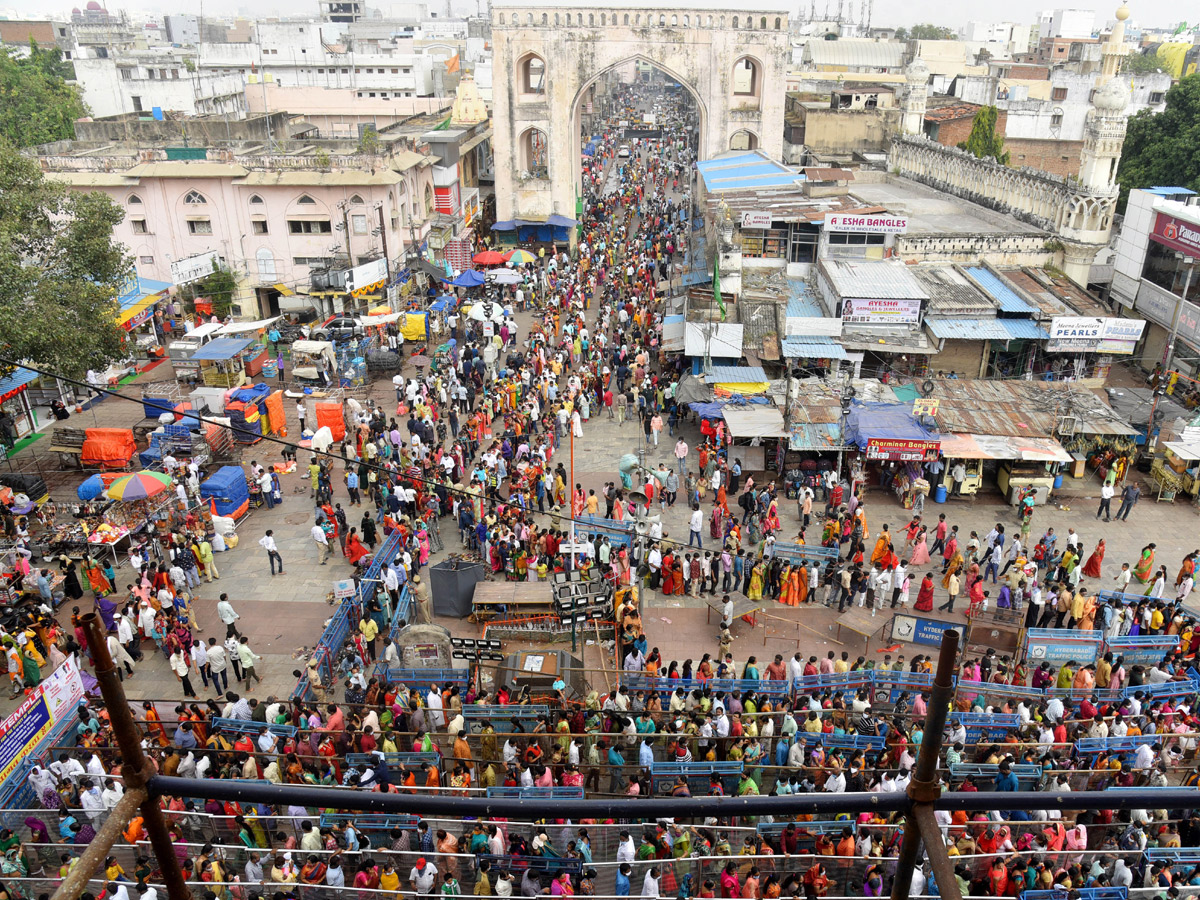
[81,428,137,469]
[314,403,345,442]
[264,390,286,436]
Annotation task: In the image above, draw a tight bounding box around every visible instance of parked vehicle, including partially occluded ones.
[168,322,226,383]
[311,316,365,342]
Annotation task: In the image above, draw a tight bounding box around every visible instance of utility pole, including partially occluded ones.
[377,203,392,306]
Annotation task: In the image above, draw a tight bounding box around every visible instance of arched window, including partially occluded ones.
[635,14,641,24]
[249,194,264,204]
[526,12,532,24]
[671,14,677,25]
[498,13,504,24]
[554,13,559,24]
[624,13,629,24]
[349,194,364,204]
[519,127,549,178]
[732,57,761,98]
[731,16,738,28]
[519,54,545,94]
[719,15,725,27]
[127,194,142,205]
[256,248,276,279]
[588,13,594,25]
[541,13,547,24]
[600,13,606,25]
[775,17,782,29]
[183,190,207,204]
[659,14,665,25]
[729,130,759,151]
[761,16,767,28]
[297,194,317,204]
[707,15,714,26]
[424,184,434,217]
[683,15,689,26]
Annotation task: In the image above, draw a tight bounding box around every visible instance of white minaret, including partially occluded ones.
[900,58,930,136]
[1078,3,1131,191]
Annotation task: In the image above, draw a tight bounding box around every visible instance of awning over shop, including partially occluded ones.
[688,402,726,420]
[707,365,769,396]
[846,401,940,460]
[781,336,850,360]
[215,316,282,337]
[429,295,457,313]
[191,336,256,361]
[789,422,846,451]
[722,406,788,439]
[924,317,1012,341]
[0,367,38,403]
[272,283,295,296]
[116,276,173,329]
[1162,440,1200,462]
[1000,319,1050,340]
[939,433,1072,462]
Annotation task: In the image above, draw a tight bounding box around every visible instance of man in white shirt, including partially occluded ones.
[426,684,445,729]
[216,595,241,638]
[258,530,283,575]
[410,860,438,895]
[311,521,330,565]
[688,505,703,548]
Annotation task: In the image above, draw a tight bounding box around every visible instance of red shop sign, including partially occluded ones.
[865,438,940,461]
[1151,211,1200,257]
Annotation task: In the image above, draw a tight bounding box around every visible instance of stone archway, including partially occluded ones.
[491,1,790,225]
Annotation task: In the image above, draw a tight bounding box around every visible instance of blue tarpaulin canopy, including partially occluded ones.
[844,401,939,451]
[191,336,256,361]
[688,402,726,420]
[448,271,486,287]
[429,295,457,313]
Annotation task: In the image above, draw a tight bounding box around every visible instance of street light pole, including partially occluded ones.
[1146,257,1195,452]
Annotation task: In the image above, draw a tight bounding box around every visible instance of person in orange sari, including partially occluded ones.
[779,565,794,606]
[1082,539,1105,579]
[142,701,169,747]
[794,564,807,604]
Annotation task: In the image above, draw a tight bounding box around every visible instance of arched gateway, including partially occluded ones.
[491,0,790,229]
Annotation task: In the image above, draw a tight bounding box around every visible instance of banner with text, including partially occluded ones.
[824,213,909,234]
[1151,211,1200,258]
[0,657,85,786]
[1047,316,1146,354]
[842,297,922,325]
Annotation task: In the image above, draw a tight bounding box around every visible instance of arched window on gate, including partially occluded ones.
[519,54,546,94]
[519,128,549,179]
[732,57,761,103]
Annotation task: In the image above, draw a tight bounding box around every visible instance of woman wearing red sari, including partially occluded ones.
[914,573,936,612]
[1082,539,1105,579]
[344,529,370,566]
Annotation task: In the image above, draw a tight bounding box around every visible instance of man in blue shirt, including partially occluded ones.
[615,863,632,896]
[346,470,360,506]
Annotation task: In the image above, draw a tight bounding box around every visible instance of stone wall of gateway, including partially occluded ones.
[896,232,1057,268]
[887,134,1118,237]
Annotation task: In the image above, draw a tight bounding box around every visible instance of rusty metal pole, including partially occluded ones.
[890,629,962,900]
[50,788,147,900]
[81,613,193,900]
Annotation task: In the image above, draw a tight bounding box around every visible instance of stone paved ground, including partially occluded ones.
[5,346,1199,720]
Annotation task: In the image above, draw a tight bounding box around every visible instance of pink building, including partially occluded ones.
[40,143,437,318]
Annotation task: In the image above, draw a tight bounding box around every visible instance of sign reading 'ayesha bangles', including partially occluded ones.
[842,297,922,324]
[824,213,909,234]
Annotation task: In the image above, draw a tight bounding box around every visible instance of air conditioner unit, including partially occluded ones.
[1057,415,1078,436]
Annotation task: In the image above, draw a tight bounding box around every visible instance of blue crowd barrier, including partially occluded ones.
[462,705,552,720]
[212,717,297,738]
[949,762,1041,788]
[649,760,744,795]
[486,786,585,799]
[319,812,420,832]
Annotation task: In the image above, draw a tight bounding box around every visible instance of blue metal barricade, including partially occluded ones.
[485,786,585,799]
[212,717,297,738]
[949,762,1041,789]
[462,705,552,721]
[319,812,420,832]
[649,761,744,795]
[345,751,440,769]
[373,666,470,687]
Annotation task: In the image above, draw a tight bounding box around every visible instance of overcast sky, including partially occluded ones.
[0,1,1184,31]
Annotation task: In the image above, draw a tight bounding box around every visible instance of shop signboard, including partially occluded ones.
[171,251,222,287]
[1046,317,1146,355]
[824,213,909,234]
[842,297,922,324]
[890,613,964,647]
[1150,211,1200,257]
[912,398,940,416]
[741,211,772,229]
[346,258,388,293]
[865,438,940,461]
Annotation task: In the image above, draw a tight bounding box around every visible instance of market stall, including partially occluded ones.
[1153,440,1200,503]
[191,337,261,389]
[937,433,1073,503]
[290,340,338,386]
[844,401,940,505]
[48,471,176,570]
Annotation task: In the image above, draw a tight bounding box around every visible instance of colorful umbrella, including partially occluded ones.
[507,249,536,266]
[472,250,507,266]
[107,470,173,501]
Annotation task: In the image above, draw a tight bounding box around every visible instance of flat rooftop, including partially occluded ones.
[851,176,1047,236]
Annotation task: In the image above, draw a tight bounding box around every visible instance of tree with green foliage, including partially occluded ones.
[0,42,87,147]
[0,142,131,378]
[1121,50,1166,74]
[1117,74,1200,209]
[958,105,1010,165]
[894,24,956,41]
[180,264,239,318]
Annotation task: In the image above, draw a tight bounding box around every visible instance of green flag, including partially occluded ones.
[714,254,725,322]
